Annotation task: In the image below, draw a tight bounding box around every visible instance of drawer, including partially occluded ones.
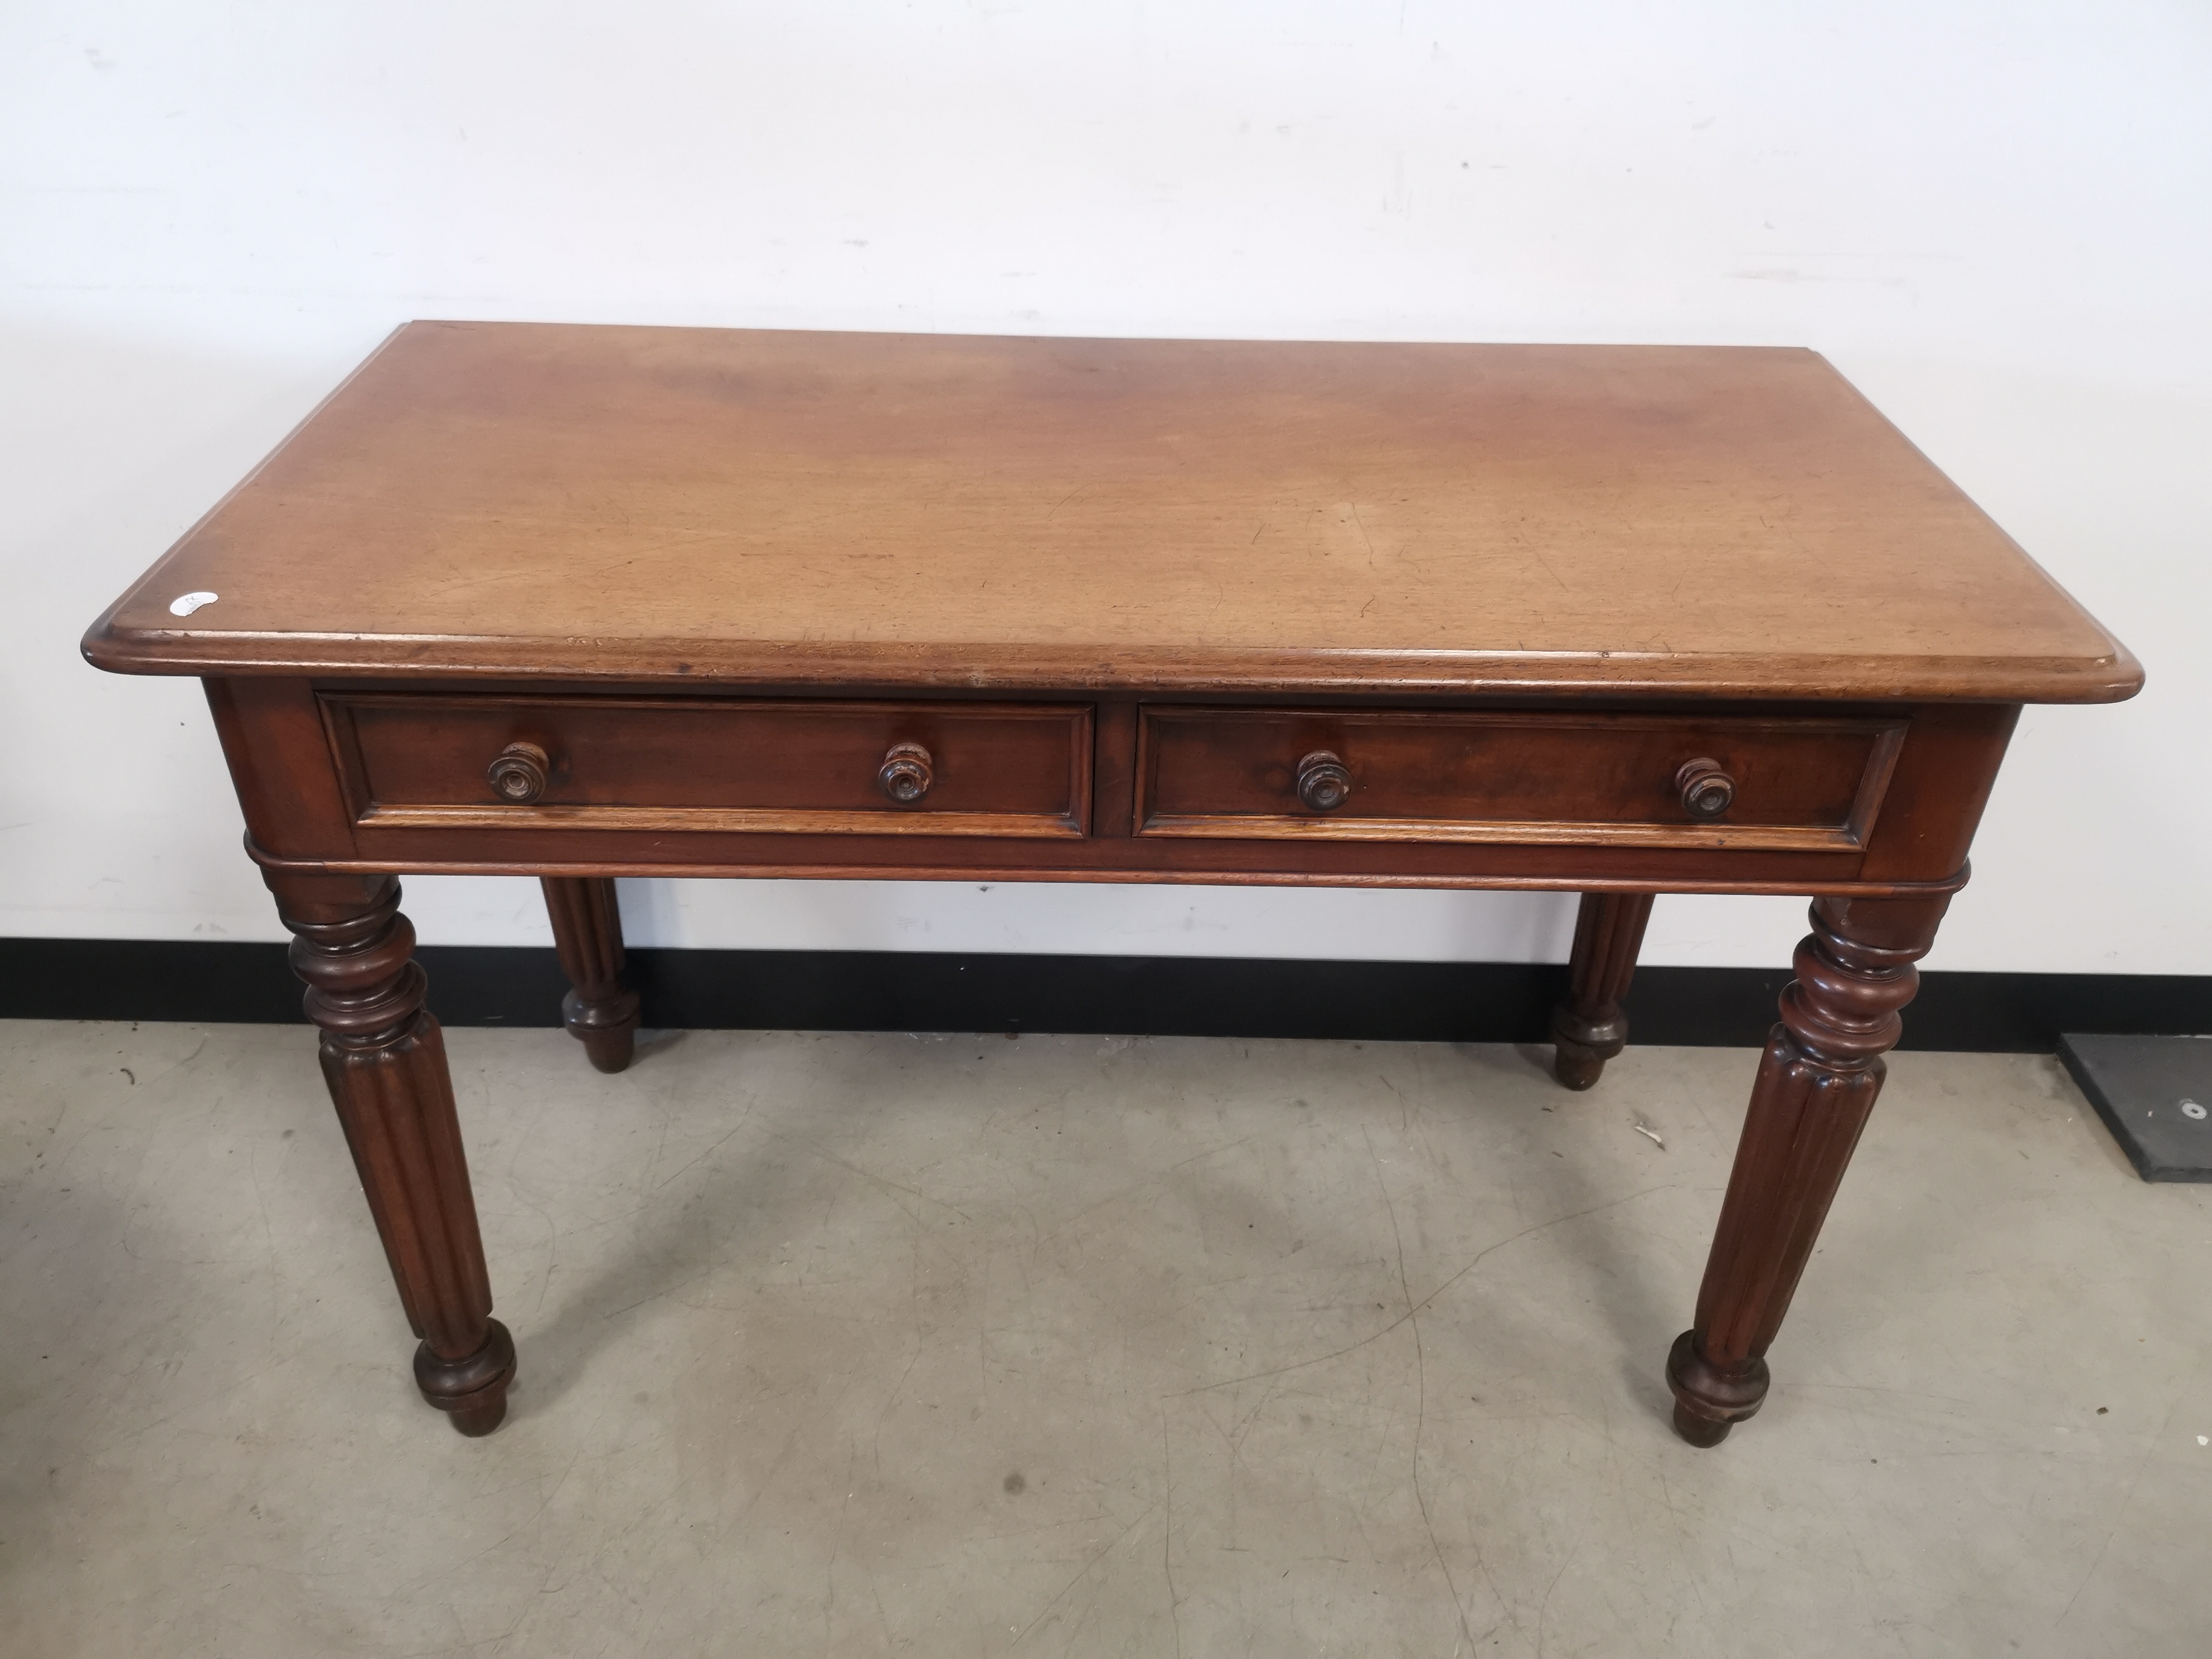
[1136,707,1906,850]
[323,694,1091,837]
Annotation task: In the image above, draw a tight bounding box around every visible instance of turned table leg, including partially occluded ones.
[541,876,640,1074]
[1667,892,1948,1446]
[1551,891,1655,1090]
[270,871,515,1435]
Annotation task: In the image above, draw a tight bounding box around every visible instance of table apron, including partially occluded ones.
[205,679,2021,895]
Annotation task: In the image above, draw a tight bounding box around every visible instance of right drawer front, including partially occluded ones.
[1137,708,1906,850]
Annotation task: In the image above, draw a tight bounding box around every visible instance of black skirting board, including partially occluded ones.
[3,937,2208,1055]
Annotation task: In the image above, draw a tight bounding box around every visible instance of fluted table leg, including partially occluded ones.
[1551,891,1655,1090]
[270,871,515,1435]
[1667,891,1949,1446]
[541,876,640,1074]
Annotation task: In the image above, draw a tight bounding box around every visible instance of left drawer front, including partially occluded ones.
[323,695,1092,838]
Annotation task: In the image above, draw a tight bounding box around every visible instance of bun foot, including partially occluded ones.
[445,1396,510,1438]
[571,1008,637,1074]
[1665,1329,1768,1448]
[1671,1401,1734,1447]
[415,1318,517,1437]
[1552,1037,1607,1091]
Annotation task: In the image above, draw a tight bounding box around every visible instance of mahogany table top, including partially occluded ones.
[85,321,2137,703]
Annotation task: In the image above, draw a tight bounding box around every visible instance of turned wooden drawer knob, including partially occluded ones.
[486,741,551,804]
[879,741,934,803]
[1295,750,1354,813]
[1677,757,1736,820]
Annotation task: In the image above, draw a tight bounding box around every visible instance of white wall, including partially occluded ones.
[4,3,2207,974]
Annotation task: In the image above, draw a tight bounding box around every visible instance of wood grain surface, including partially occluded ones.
[1133,706,1904,850]
[86,323,2137,703]
[323,692,1091,838]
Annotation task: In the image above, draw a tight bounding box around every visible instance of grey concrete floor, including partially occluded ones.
[1,1020,2208,1658]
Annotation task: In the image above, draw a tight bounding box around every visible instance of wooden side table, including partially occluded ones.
[85,324,2139,1443]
